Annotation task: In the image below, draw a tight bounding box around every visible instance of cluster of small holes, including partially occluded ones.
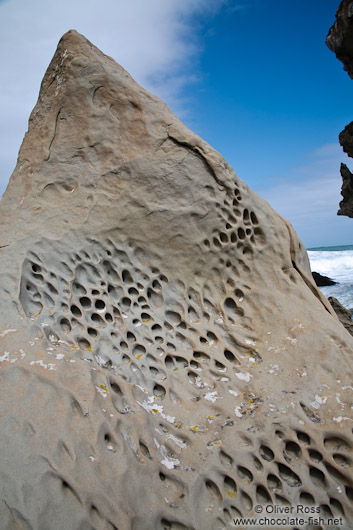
[19,239,262,438]
[194,427,353,525]
[203,182,266,255]
[18,239,353,528]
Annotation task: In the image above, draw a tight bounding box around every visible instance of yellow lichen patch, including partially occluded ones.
[248,350,260,366]
[207,439,222,447]
[71,345,79,350]
[142,317,151,323]
[135,354,144,360]
[99,384,108,392]
[189,425,207,434]
[152,408,159,414]
[226,490,237,498]
[246,397,256,413]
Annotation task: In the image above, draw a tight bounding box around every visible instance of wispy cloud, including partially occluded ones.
[255,143,353,247]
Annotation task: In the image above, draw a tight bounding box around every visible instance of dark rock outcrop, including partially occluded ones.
[329,296,353,335]
[312,271,337,286]
[326,0,353,79]
[339,120,353,158]
[338,162,353,216]
[326,1,353,217]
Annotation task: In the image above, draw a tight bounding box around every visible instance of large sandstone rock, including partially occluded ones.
[0,31,353,530]
[327,0,353,218]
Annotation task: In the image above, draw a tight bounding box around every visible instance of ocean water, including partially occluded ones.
[307,244,353,312]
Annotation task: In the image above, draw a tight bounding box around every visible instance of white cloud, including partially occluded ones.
[255,143,353,248]
[0,0,226,193]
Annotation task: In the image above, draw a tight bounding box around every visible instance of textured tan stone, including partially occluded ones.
[0,31,352,530]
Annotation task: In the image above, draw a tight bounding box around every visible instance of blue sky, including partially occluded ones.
[0,0,352,247]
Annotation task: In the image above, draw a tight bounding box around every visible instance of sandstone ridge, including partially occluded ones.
[0,31,352,530]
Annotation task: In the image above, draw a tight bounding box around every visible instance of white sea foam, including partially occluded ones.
[308,246,353,311]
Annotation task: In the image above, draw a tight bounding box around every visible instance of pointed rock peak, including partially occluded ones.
[0,32,352,530]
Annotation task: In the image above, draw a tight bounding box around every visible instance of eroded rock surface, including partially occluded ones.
[326,0,353,79]
[338,162,353,217]
[0,31,353,530]
[327,0,353,218]
[329,296,353,336]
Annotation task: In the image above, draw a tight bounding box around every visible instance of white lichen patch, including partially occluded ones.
[154,437,180,469]
[123,433,138,455]
[0,351,12,363]
[310,395,327,410]
[96,384,108,398]
[137,396,175,424]
[234,406,243,418]
[235,372,251,382]
[29,359,56,370]
[268,364,279,374]
[204,391,219,403]
[286,337,297,344]
[0,329,16,337]
[167,434,187,449]
[94,354,107,367]
[161,457,180,470]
